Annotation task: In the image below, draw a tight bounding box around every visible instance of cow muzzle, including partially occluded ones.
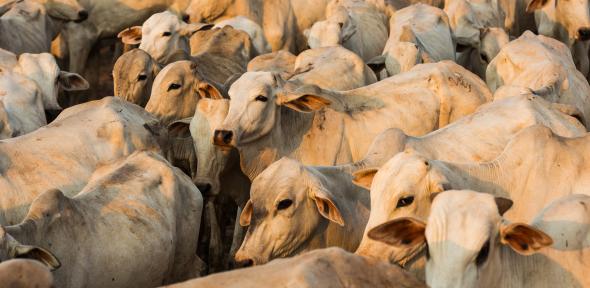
[213,130,234,147]
[578,28,590,41]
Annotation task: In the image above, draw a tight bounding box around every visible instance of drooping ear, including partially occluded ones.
[368,217,426,247]
[341,20,357,42]
[59,71,90,91]
[197,82,224,99]
[277,84,332,113]
[526,0,550,12]
[180,23,214,37]
[500,223,553,255]
[118,26,143,45]
[495,197,513,216]
[352,168,378,190]
[13,245,61,271]
[239,199,253,227]
[167,118,192,139]
[309,184,345,226]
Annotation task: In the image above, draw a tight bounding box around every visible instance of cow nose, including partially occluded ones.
[234,258,254,268]
[77,10,88,21]
[213,130,233,146]
[578,28,590,41]
[196,183,212,195]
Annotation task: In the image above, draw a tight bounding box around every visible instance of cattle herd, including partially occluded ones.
[1,0,590,287]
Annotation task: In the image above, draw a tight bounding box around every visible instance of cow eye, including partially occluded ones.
[162,31,172,37]
[475,239,490,266]
[137,74,147,81]
[481,53,490,63]
[277,199,293,210]
[168,83,181,91]
[396,196,414,208]
[255,95,268,102]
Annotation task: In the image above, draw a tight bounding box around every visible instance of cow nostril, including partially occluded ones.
[196,183,212,195]
[235,258,254,268]
[78,10,88,21]
[182,14,190,22]
[578,28,590,40]
[214,130,233,146]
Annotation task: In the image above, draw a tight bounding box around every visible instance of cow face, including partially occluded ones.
[113,49,160,107]
[353,151,449,266]
[118,11,213,65]
[145,60,223,125]
[528,0,590,42]
[368,191,552,288]
[306,9,356,49]
[234,158,344,266]
[14,53,88,110]
[192,99,232,196]
[185,0,232,23]
[214,72,331,148]
[43,0,87,22]
[479,27,509,65]
[0,227,60,271]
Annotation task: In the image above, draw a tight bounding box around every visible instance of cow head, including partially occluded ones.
[185,0,232,24]
[528,0,590,42]
[113,49,161,107]
[368,190,552,288]
[118,11,213,65]
[145,60,224,126]
[234,158,344,266]
[13,53,88,110]
[353,151,450,267]
[478,27,509,65]
[40,0,88,22]
[0,227,60,271]
[213,72,331,148]
[305,8,356,49]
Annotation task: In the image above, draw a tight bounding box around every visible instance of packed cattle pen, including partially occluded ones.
[1,0,590,287]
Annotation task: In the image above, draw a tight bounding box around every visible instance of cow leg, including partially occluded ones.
[227,206,246,268]
[62,22,99,74]
[205,198,223,273]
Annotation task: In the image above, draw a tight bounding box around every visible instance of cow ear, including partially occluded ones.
[310,185,345,226]
[352,168,378,190]
[197,82,224,99]
[279,94,331,113]
[180,23,214,37]
[526,0,549,12]
[168,118,192,139]
[118,26,143,45]
[59,71,89,91]
[341,21,357,42]
[13,245,61,271]
[500,223,553,255]
[368,217,426,247]
[239,200,253,227]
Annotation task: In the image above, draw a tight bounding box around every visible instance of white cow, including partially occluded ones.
[0,259,54,288]
[0,0,87,54]
[487,32,590,128]
[214,16,271,55]
[369,190,590,288]
[369,3,455,78]
[0,97,165,225]
[354,125,590,274]
[213,61,490,179]
[0,151,203,288]
[234,157,370,266]
[118,11,213,65]
[526,0,590,77]
[305,0,388,62]
[165,248,426,288]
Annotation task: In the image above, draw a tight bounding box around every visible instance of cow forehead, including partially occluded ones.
[143,11,182,34]
[426,191,500,249]
[373,153,430,190]
[229,72,275,99]
[251,159,307,200]
[153,61,191,87]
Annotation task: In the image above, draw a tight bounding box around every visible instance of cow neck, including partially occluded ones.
[309,166,368,251]
[439,153,511,199]
[238,105,315,181]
